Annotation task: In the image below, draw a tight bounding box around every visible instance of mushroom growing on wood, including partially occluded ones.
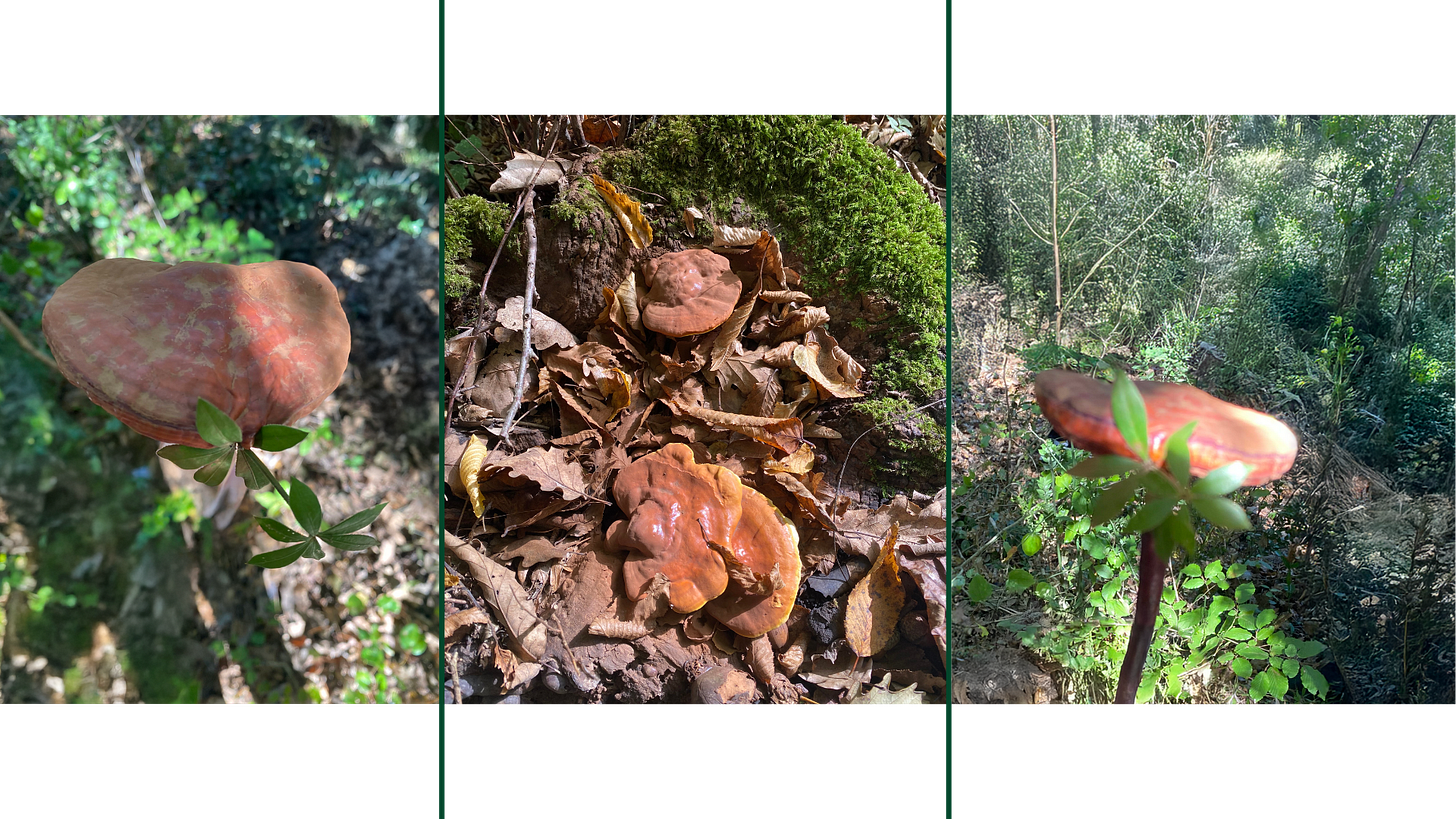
[639,249,742,337]
[42,259,350,448]
[1034,369,1297,703]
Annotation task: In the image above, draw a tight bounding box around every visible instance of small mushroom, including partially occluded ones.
[1034,369,1298,703]
[606,443,743,613]
[639,249,741,337]
[42,259,350,448]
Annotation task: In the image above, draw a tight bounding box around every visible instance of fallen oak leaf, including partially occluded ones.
[446,532,548,660]
[590,174,652,249]
[663,393,803,455]
[845,523,905,658]
[444,606,493,646]
[479,446,598,503]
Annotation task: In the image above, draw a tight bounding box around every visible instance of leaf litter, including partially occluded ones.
[445,129,944,704]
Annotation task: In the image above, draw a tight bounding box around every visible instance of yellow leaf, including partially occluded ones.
[590,174,652,249]
[845,523,904,658]
[459,434,489,518]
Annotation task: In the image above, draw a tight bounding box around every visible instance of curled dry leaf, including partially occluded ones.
[588,619,650,640]
[664,393,803,455]
[470,338,530,416]
[490,151,566,193]
[845,523,905,658]
[459,434,490,518]
[446,533,548,661]
[444,606,493,646]
[760,289,812,304]
[774,305,831,342]
[778,631,808,677]
[793,329,865,399]
[712,225,764,247]
[590,174,653,249]
[899,555,947,663]
[747,634,776,684]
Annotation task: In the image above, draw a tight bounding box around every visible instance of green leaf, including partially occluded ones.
[1164,421,1197,485]
[1208,595,1234,620]
[195,398,242,447]
[1256,608,1277,628]
[1267,667,1289,700]
[325,503,387,535]
[1281,658,1301,678]
[1230,657,1253,678]
[1067,455,1140,479]
[1141,468,1181,500]
[1176,610,1204,633]
[158,444,231,470]
[1223,627,1253,641]
[303,539,325,560]
[1125,498,1177,533]
[1163,505,1195,557]
[1300,665,1329,698]
[287,479,323,535]
[247,540,311,569]
[1192,461,1250,497]
[1235,583,1255,603]
[377,595,401,614]
[320,532,377,552]
[1110,370,1148,458]
[1091,475,1142,526]
[1020,533,1043,556]
[1191,496,1251,530]
[1249,671,1269,700]
[1297,640,1326,659]
[1235,644,1268,661]
[255,516,307,543]
[234,449,274,491]
[966,574,993,604]
[194,454,234,487]
[254,424,309,452]
[1165,660,1184,699]
[399,623,428,656]
[1006,568,1036,594]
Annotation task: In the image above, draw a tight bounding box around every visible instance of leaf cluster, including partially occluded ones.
[157,399,384,568]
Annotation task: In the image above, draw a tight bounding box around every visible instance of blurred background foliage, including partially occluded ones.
[0,115,439,703]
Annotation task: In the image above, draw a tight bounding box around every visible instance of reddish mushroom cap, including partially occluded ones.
[639,249,741,337]
[42,259,350,449]
[1034,369,1298,485]
[609,443,743,613]
[702,484,801,638]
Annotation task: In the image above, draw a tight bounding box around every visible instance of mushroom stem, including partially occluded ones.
[1115,530,1164,703]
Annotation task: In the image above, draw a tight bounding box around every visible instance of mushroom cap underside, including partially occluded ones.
[42,259,350,448]
[1034,368,1297,485]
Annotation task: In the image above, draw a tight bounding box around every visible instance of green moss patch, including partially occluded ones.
[442,194,512,301]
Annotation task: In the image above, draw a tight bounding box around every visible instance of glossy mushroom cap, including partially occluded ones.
[639,250,741,337]
[703,484,801,638]
[608,443,742,613]
[1034,369,1298,485]
[42,259,351,449]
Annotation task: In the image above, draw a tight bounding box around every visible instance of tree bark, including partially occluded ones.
[1338,116,1436,312]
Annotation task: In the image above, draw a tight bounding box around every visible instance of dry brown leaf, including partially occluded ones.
[664,393,803,455]
[760,289,812,304]
[793,328,865,398]
[582,116,621,145]
[480,446,592,502]
[845,523,905,658]
[764,442,816,476]
[445,329,482,389]
[711,225,764,246]
[494,535,569,567]
[444,606,492,645]
[497,296,579,351]
[900,554,947,664]
[590,174,652,249]
[774,305,831,342]
[447,533,548,660]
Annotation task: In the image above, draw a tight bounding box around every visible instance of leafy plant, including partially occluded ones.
[156,398,384,568]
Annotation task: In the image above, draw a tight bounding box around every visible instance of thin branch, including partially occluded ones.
[1006,196,1051,245]
[116,118,167,233]
[1068,192,1175,306]
[0,307,59,371]
[498,192,538,443]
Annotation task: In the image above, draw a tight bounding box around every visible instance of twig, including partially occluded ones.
[0,308,59,371]
[832,397,947,531]
[116,118,167,233]
[498,193,538,443]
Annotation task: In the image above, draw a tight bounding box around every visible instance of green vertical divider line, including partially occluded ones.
[438,1,447,816]
[943,2,952,817]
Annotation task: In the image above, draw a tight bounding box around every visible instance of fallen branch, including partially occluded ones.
[498,192,538,443]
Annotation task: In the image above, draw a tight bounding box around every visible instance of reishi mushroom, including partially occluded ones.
[606,442,742,613]
[1034,369,1298,703]
[1034,368,1298,485]
[42,258,351,449]
[608,443,802,637]
[639,249,741,337]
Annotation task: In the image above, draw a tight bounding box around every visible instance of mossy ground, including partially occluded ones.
[600,116,946,397]
[442,194,512,303]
